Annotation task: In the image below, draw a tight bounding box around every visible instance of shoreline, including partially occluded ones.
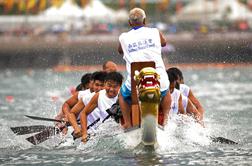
[1,32,252,68]
[52,62,252,72]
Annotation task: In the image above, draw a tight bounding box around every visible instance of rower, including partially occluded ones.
[54,71,106,134]
[54,72,92,132]
[75,73,92,91]
[78,72,123,143]
[102,61,118,73]
[167,67,205,119]
[167,68,202,124]
[167,69,185,115]
[67,72,107,138]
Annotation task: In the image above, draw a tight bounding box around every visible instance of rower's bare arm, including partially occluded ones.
[62,92,79,115]
[188,90,205,116]
[70,100,85,116]
[186,99,204,126]
[118,43,123,54]
[159,31,166,47]
[178,95,185,114]
[83,93,99,115]
[62,102,71,116]
[68,100,84,132]
[79,93,99,143]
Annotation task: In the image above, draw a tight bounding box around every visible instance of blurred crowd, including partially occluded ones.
[0,0,252,38]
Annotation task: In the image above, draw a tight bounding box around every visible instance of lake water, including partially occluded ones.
[0,66,251,165]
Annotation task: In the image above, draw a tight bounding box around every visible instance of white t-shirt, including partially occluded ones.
[119,27,169,92]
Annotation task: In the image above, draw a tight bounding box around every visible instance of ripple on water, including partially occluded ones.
[0,68,251,165]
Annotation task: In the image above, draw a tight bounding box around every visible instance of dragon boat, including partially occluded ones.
[130,61,162,146]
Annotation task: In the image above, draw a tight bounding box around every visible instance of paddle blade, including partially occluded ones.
[26,127,56,145]
[210,136,238,144]
[25,115,64,123]
[11,125,50,135]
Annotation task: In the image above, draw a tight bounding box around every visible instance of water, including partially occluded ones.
[0,67,252,165]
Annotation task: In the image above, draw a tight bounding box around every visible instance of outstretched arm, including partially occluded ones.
[188,90,205,117]
[186,99,204,127]
[70,100,85,115]
[62,92,79,120]
[68,100,85,132]
[80,93,99,143]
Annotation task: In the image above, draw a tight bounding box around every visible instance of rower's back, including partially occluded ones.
[119,26,169,93]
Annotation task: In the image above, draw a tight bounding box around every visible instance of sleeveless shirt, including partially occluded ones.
[170,89,181,114]
[181,94,188,113]
[180,84,190,97]
[119,27,169,92]
[78,89,91,100]
[97,89,118,121]
[81,92,100,126]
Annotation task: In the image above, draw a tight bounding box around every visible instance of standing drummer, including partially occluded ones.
[117,8,172,129]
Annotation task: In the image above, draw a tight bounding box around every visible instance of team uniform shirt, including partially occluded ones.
[97,89,118,122]
[170,89,181,115]
[170,89,189,115]
[181,94,188,113]
[78,89,92,100]
[119,27,169,92]
[180,84,190,97]
[82,92,100,127]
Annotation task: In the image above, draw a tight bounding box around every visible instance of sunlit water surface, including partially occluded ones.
[0,67,251,165]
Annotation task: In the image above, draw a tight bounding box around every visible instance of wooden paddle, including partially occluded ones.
[11,114,74,136]
[22,115,100,145]
[25,115,66,123]
[26,127,57,145]
[11,125,54,135]
[210,136,238,144]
